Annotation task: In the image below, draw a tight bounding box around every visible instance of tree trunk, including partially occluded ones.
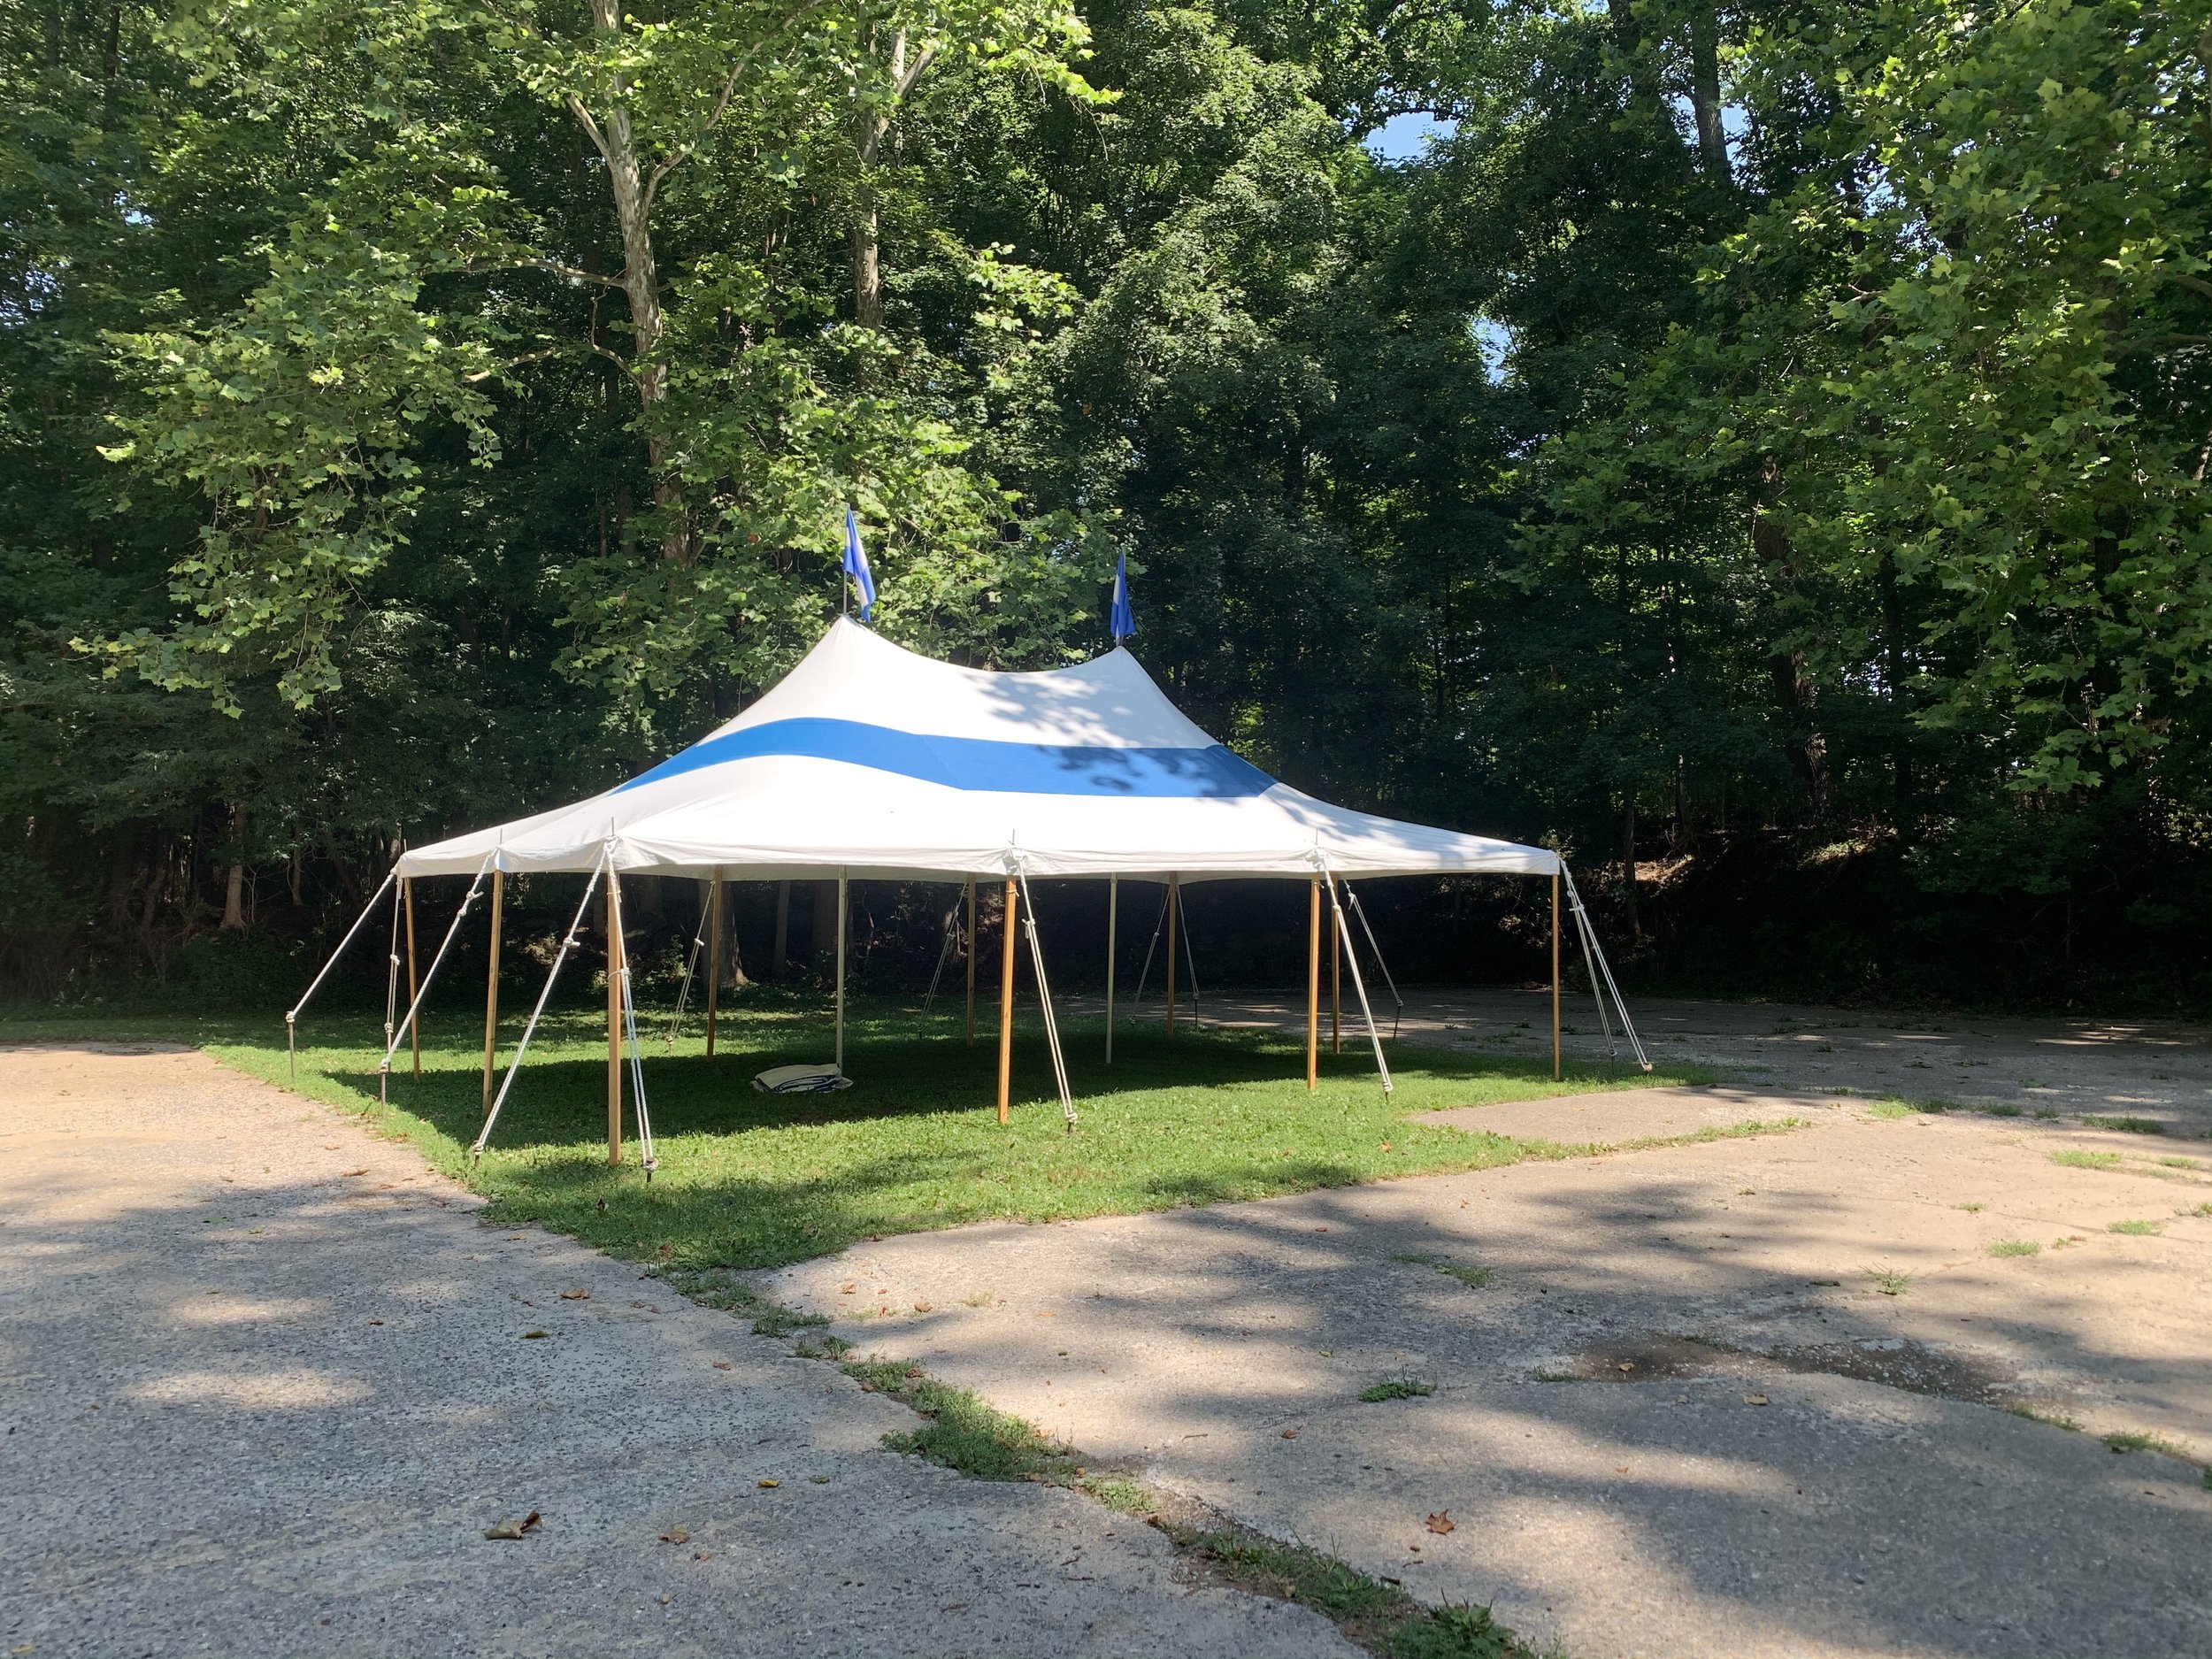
[851,194,884,329]
[850,29,932,333]
[219,803,248,931]
[1688,10,1730,183]
[1752,494,1829,811]
[1620,794,1641,944]
[585,0,694,564]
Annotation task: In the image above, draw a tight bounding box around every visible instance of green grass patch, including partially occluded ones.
[1868,1096,1960,1119]
[2108,1218,2164,1236]
[1163,1526,1522,1657]
[1390,1252,1495,1288]
[1357,1376,1437,1402]
[2050,1149,2124,1171]
[12,998,1699,1271]
[2081,1115,2163,1135]
[1986,1239,2040,1257]
[1868,1269,1911,1295]
[842,1356,1083,1481]
[2104,1429,2191,1459]
[2157,1156,2200,1170]
[2008,1404,2081,1432]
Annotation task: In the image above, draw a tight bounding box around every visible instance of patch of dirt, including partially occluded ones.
[1567,1332,2043,1412]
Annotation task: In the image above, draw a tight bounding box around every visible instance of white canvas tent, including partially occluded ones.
[289,618,1646,1168]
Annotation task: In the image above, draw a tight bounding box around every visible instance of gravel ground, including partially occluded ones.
[1144,983,2212,1137]
[0,1043,1355,1659]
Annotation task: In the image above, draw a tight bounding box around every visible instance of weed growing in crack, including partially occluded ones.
[1358,1377,1438,1402]
[1391,1252,1494,1289]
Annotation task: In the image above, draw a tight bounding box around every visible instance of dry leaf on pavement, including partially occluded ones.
[1425,1511,1455,1535]
[483,1510,541,1540]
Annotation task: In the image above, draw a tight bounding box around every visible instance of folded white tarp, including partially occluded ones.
[396,618,1556,884]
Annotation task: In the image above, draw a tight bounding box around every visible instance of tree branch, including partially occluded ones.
[642,0,834,210]
[462,347,571,384]
[895,42,939,100]
[565,93,611,162]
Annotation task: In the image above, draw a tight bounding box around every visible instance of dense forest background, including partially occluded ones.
[4,0,2209,1011]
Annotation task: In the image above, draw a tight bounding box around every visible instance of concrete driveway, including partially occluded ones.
[762,1087,2212,1658]
[0,1044,1352,1659]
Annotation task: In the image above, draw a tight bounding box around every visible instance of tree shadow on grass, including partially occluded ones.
[334,1022,1618,1150]
[305,1020,1649,1270]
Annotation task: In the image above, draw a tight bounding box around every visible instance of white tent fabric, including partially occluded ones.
[397,618,1557,883]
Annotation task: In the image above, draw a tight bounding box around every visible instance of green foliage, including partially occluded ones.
[4,0,2209,1014]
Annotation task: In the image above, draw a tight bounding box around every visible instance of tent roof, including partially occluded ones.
[397,618,1556,883]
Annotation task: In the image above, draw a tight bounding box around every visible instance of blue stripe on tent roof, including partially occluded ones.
[615,717,1277,799]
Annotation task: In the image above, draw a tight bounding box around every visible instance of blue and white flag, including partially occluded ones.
[842,505,877,621]
[1109,551,1136,643]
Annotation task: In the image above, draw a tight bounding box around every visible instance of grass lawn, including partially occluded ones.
[4,994,1715,1270]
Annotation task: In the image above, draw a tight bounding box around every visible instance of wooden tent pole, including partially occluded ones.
[834,874,849,1073]
[1164,874,1179,1033]
[607,873,623,1166]
[1550,868,1562,1082]
[996,878,1018,1124]
[403,877,420,1076]
[1330,887,1341,1055]
[1104,875,1118,1064]
[704,875,721,1059]
[1306,878,1321,1092]
[964,879,978,1044]
[480,872,503,1118]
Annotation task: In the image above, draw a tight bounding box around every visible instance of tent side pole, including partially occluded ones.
[834,873,848,1072]
[480,872,503,1118]
[1550,867,1562,1082]
[772,880,790,979]
[705,875,721,1059]
[1105,875,1118,1064]
[403,876,420,1076]
[1164,874,1178,1033]
[473,856,606,1163]
[1331,902,1341,1055]
[1306,878,1321,1092]
[607,873,623,1166]
[964,879,978,1044]
[997,878,1018,1124]
[380,876,402,1106]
